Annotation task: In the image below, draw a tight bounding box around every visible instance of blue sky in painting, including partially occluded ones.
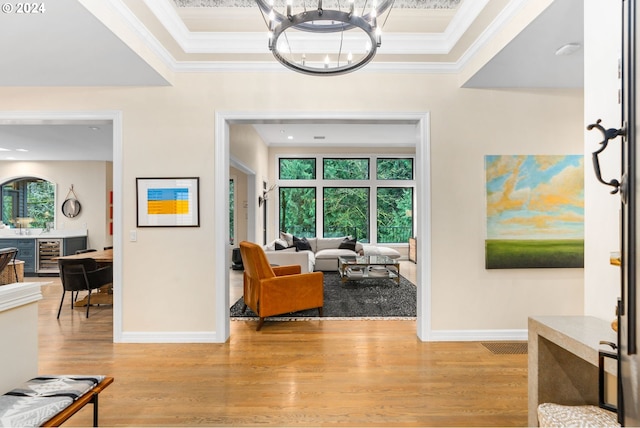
[485,155,584,240]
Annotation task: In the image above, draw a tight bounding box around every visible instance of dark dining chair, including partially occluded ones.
[0,247,19,283]
[75,248,97,254]
[57,258,113,319]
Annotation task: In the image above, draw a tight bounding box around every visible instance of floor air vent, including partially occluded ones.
[482,342,528,355]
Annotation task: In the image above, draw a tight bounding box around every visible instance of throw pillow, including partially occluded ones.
[293,236,312,251]
[275,242,289,250]
[339,237,357,251]
[264,240,277,251]
[280,231,294,247]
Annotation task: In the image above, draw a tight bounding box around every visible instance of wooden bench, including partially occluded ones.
[0,375,113,427]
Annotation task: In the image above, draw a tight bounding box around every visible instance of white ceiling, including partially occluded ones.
[0,124,113,161]
[0,0,169,86]
[464,0,584,88]
[253,122,421,148]
[0,0,584,159]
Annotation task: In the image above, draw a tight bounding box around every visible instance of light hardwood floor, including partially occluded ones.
[33,263,528,427]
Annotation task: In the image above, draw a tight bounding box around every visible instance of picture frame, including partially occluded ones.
[485,155,584,269]
[136,177,200,227]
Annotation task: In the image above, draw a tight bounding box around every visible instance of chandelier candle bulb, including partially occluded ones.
[256,0,394,76]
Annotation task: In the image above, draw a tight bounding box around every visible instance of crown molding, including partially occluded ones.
[107,0,528,77]
[454,0,529,75]
[171,60,462,74]
[173,0,461,8]
[143,0,486,56]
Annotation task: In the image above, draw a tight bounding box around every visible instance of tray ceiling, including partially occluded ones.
[172,0,461,8]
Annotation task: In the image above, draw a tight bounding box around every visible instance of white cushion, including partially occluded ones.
[280,231,294,247]
[537,403,619,427]
[264,239,291,251]
[315,248,357,259]
[316,237,348,252]
[362,245,401,259]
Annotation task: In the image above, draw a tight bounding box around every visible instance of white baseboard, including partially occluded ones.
[118,328,528,343]
[118,331,222,343]
[428,328,528,342]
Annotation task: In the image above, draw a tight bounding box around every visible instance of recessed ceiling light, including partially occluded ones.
[0,148,9,152]
[89,126,100,131]
[5,157,16,160]
[15,148,28,152]
[287,136,294,140]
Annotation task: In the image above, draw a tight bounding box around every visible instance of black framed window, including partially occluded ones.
[323,158,369,180]
[323,187,369,241]
[279,158,316,180]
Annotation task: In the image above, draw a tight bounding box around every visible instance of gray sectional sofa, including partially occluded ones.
[263,234,401,273]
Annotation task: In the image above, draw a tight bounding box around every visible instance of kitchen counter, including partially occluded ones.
[0,229,87,239]
[0,231,88,275]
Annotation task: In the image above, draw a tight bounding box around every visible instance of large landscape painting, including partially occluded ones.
[485,155,584,269]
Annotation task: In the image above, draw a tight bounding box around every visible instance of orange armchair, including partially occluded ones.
[239,241,324,330]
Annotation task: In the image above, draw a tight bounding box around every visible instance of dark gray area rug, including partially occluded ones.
[230,272,417,319]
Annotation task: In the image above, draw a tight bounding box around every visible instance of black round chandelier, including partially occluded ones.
[256,0,395,76]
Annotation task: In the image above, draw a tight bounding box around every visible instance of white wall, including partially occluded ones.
[230,125,270,245]
[229,166,248,246]
[0,161,112,250]
[0,283,41,393]
[583,0,623,322]
[0,68,585,338]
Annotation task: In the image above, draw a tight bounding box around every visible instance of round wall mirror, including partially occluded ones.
[61,198,81,218]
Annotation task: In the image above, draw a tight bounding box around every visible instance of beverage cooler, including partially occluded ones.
[36,239,62,274]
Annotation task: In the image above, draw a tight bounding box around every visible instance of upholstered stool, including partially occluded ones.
[537,403,620,427]
[0,375,112,427]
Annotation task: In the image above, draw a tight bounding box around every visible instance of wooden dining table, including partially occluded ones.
[55,249,113,307]
[55,248,113,263]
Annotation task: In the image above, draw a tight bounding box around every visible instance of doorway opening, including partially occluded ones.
[214,112,432,342]
[0,111,122,341]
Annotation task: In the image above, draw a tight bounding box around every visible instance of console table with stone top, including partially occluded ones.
[528,316,617,427]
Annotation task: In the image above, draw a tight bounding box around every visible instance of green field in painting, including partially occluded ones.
[485,239,584,269]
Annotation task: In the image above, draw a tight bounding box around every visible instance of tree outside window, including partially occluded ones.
[323,158,369,180]
[377,187,413,243]
[279,158,316,180]
[323,187,369,241]
[277,156,414,244]
[1,177,55,228]
[377,158,413,180]
[279,187,316,237]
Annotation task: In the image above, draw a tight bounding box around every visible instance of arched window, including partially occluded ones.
[1,177,55,229]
